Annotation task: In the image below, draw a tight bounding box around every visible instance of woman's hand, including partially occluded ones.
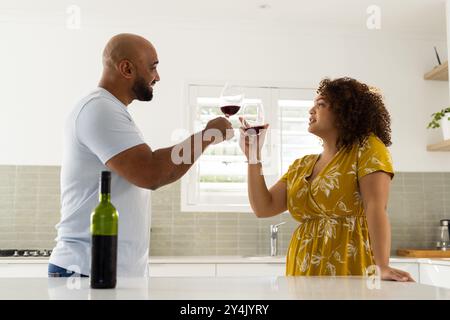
[238,117,269,163]
[379,265,415,282]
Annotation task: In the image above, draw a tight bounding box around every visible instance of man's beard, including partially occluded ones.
[132,76,153,101]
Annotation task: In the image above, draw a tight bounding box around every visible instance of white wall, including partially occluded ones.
[447,0,450,116]
[0,4,449,171]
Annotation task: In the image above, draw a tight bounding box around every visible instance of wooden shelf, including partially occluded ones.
[427,139,450,151]
[424,61,448,81]
[397,248,450,258]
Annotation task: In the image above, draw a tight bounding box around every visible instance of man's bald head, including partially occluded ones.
[100,33,160,104]
[102,33,156,69]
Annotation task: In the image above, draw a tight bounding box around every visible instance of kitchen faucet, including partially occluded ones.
[270,222,286,256]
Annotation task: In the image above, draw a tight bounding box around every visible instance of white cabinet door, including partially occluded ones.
[419,264,450,289]
[216,264,285,277]
[0,264,48,278]
[148,263,216,277]
[389,262,420,282]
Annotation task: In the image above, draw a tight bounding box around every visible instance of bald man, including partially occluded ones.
[48,34,233,277]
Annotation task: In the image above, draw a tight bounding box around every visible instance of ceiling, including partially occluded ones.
[0,0,447,36]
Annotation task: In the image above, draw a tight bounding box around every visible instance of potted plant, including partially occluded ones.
[427,107,450,140]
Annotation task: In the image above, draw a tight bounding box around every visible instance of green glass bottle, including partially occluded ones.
[90,171,118,289]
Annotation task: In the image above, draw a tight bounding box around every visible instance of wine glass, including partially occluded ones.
[241,101,265,136]
[219,83,244,118]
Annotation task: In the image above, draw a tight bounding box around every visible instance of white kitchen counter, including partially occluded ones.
[1,255,449,265]
[0,276,449,300]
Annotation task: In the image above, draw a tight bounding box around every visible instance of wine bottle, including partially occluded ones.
[90,171,118,289]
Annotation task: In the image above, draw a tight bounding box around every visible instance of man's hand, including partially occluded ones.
[203,117,234,145]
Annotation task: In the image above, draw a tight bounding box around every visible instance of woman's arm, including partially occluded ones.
[247,163,287,217]
[239,118,287,218]
[359,171,415,282]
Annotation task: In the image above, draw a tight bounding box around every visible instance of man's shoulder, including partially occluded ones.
[71,88,126,120]
[82,88,123,109]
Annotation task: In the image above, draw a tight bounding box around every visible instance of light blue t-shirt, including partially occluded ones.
[50,87,151,277]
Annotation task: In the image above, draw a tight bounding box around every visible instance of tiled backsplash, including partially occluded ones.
[0,165,449,256]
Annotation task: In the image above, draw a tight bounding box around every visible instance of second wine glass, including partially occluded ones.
[219,83,244,118]
[241,101,265,136]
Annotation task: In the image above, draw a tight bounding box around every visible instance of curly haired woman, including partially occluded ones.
[239,77,414,281]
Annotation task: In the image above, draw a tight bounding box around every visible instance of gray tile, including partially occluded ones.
[0,165,17,173]
[14,197,37,210]
[150,239,172,249]
[172,223,195,235]
[423,173,445,184]
[194,233,216,243]
[0,186,16,198]
[403,173,424,181]
[33,240,56,249]
[216,233,238,241]
[0,240,17,248]
[238,233,258,241]
[0,232,16,240]
[237,226,259,235]
[151,215,173,224]
[194,212,217,221]
[38,166,60,174]
[37,186,60,194]
[16,166,39,173]
[193,247,217,255]
[35,225,57,233]
[217,226,238,235]
[0,174,16,188]
[216,240,238,249]
[172,248,194,256]
[149,248,172,256]
[194,219,216,227]
[216,248,238,255]
[403,184,424,193]
[0,197,14,210]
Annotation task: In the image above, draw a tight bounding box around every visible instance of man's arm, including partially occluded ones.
[106,117,233,190]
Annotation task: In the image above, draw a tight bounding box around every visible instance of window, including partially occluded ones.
[181,85,323,212]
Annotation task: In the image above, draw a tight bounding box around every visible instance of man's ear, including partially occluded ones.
[117,59,134,79]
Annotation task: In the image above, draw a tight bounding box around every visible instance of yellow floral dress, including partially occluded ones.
[280,133,394,276]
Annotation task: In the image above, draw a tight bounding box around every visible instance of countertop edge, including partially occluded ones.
[1,256,450,266]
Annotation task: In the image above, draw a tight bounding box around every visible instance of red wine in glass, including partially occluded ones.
[220,105,241,117]
[244,125,265,135]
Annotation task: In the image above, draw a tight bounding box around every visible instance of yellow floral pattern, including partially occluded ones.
[280,134,394,276]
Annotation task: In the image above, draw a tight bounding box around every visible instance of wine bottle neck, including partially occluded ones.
[100,193,111,203]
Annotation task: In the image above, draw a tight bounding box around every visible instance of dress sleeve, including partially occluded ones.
[357,135,394,180]
[279,157,303,184]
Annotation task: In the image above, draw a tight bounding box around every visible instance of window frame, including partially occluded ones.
[180,82,321,212]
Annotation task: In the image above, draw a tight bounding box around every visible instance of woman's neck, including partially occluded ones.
[320,133,339,158]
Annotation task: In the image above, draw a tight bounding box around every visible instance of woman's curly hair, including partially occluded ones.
[316,77,392,149]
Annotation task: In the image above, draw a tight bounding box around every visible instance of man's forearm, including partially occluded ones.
[151,129,212,188]
[366,206,391,268]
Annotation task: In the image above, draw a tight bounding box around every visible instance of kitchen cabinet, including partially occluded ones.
[419,263,450,289]
[389,262,420,282]
[216,263,285,277]
[147,263,286,277]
